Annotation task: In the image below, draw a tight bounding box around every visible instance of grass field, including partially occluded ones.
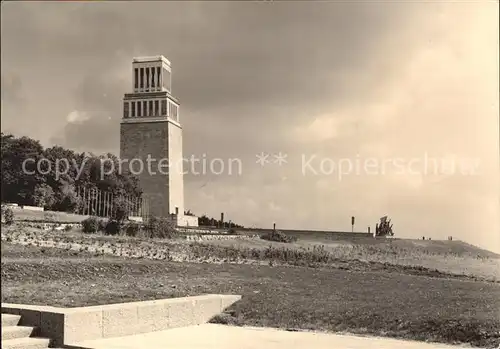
[2,222,499,282]
[200,237,500,281]
[2,242,499,348]
[10,206,91,223]
[2,217,500,348]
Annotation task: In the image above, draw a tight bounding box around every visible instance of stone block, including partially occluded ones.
[64,309,103,344]
[193,295,222,325]
[102,305,138,338]
[1,295,242,345]
[136,301,169,333]
[165,297,195,329]
[21,205,44,211]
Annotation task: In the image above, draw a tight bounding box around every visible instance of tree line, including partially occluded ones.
[190,211,244,229]
[1,132,141,212]
[1,132,246,228]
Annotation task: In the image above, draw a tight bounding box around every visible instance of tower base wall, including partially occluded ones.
[120,120,171,218]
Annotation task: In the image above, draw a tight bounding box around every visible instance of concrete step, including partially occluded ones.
[1,337,51,349]
[1,325,35,340]
[1,314,21,327]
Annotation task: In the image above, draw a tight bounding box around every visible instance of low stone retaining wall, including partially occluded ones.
[20,205,45,211]
[184,234,259,241]
[22,222,83,231]
[176,227,229,234]
[2,294,241,347]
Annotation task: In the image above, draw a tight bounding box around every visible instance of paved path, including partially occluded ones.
[74,324,462,349]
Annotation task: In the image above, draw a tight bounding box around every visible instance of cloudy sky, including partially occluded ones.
[1,1,499,252]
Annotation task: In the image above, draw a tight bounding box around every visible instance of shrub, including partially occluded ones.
[144,216,177,239]
[227,228,238,235]
[260,230,297,243]
[104,220,121,236]
[65,195,83,214]
[209,312,243,326]
[98,219,107,232]
[64,225,73,232]
[124,222,142,237]
[111,197,130,223]
[43,212,57,222]
[33,184,56,209]
[82,216,101,234]
[1,205,14,225]
[53,184,82,213]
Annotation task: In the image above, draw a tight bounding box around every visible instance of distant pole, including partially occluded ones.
[82,187,86,215]
[107,192,111,217]
[110,193,114,219]
[105,191,108,217]
[273,222,276,232]
[87,189,91,216]
[132,195,135,217]
[130,195,133,217]
[351,216,355,233]
[103,192,107,217]
[140,197,144,219]
[97,190,100,217]
[77,186,81,214]
[126,195,129,218]
[93,189,98,215]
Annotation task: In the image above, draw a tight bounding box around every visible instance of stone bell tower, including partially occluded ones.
[119,55,185,223]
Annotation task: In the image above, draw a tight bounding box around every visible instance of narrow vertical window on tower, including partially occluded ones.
[163,67,171,92]
[149,100,154,116]
[145,68,150,90]
[156,67,161,90]
[137,101,142,117]
[151,68,156,88]
[143,100,147,116]
[161,100,167,116]
[131,102,136,117]
[123,101,129,118]
[154,100,159,116]
[134,68,138,89]
[171,103,178,121]
[140,68,144,89]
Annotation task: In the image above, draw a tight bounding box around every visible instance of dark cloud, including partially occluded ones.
[1,74,24,106]
[10,1,410,155]
[46,66,126,153]
[0,73,29,136]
